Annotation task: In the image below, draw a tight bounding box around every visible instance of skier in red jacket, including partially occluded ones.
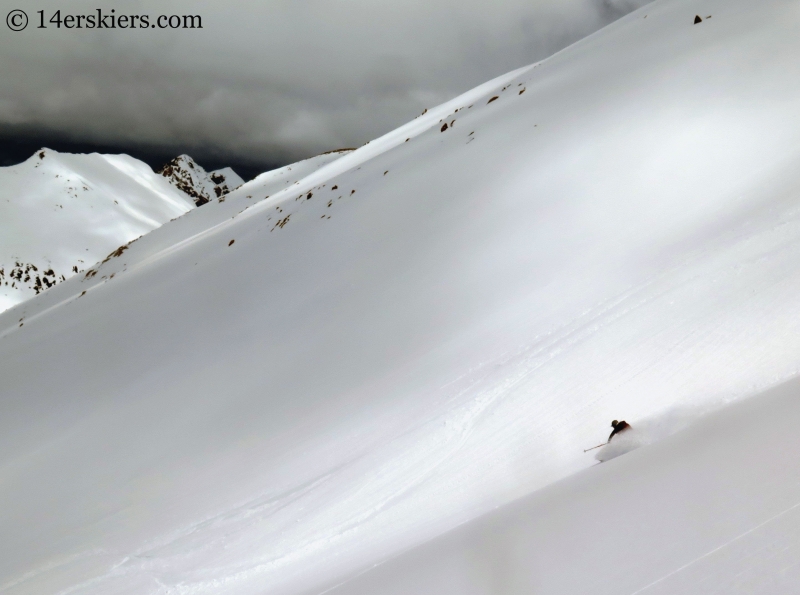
[608,420,630,441]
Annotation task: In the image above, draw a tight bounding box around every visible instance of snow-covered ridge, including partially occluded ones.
[0,148,195,313]
[158,154,244,206]
[0,148,356,329]
[4,0,800,593]
[0,150,247,315]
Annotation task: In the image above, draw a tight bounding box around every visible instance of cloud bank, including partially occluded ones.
[0,0,651,166]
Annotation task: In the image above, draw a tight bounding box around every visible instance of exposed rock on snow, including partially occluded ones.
[158,154,244,206]
[0,149,195,313]
[0,149,358,314]
[3,0,800,594]
[0,150,245,314]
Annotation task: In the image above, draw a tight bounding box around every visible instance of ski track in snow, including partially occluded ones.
[319,376,800,595]
[6,0,800,593]
[628,500,800,594]
[46,240,797,594]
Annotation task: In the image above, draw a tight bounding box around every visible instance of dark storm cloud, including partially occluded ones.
[0,0,651,169]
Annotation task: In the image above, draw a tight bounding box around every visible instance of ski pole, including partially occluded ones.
[583,442,607,453]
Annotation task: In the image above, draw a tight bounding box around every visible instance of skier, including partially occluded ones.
[608,419,630,441]
[583,419,633,452]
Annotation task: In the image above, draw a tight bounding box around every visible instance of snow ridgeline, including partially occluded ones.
[4,0,800,594]
[0,149,245,314]
[0,148,355,329]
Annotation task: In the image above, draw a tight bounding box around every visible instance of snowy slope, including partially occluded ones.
[322,377,800,595]
[0,149,356,326]
[245,149,354,198]
[158,155,244,206]
[0,149,195,313]
[3,0,800,593]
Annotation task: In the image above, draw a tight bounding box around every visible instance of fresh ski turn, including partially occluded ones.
[3,0,800,593]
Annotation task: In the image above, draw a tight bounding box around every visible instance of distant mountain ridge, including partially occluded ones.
[0,149,243,313]
[5,1,800,593]
[158,154,244,206]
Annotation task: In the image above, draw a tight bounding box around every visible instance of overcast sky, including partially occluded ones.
[0,0,651,176]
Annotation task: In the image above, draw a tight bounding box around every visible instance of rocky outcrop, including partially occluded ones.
[158,155,244,206]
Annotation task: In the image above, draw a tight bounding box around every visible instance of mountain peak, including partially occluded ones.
[158,155,244,206]
[0,150,195,312]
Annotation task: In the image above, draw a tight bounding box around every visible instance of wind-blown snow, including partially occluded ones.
[322,377,800,595]
[2,0,800,593]
[594,404,717,462]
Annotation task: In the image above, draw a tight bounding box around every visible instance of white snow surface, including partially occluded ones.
[0,149,195,313]
[0,149,359,326]
[3,0,800,593]
[323,377,800,595]
[244,149,354,198]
